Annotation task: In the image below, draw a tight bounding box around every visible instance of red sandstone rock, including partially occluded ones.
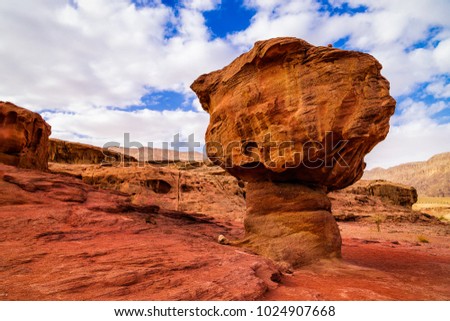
[49,139,137,165]
[0,164,280,300]
[1,163,448,300]
[49,162,246,222]
[191,37,396,266]
[0,102,51,170]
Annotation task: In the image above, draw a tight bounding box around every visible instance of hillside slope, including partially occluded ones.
[364,152,450,197]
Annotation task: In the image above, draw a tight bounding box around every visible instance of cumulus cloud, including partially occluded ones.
[426,78,450,98]
[365,99,450,169]
[0,0,235,152]
[0,0,237,111]
[42,106,210,149]
[182,0,221,11]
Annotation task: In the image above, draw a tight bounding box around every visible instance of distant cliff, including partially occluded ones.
[49,139,136,165]
[364,152,450,197]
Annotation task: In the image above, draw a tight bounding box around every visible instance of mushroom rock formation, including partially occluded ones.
[191,37,396,266]
[0,102,51,170]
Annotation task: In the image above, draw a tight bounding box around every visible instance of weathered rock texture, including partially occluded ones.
[191,37,396,266]
[0,164,280,300]
[49,162,246,222]
[49,139,137,165]
[2,163,449,300]
[0,102,51,170]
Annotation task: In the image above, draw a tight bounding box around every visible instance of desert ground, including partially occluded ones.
[1,160,448,301]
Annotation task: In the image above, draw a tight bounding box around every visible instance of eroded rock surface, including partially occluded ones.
[345,180,418,208]
[191,37,396,266]
[49,162,246,222]
[1,163,448,300]
[0,164,279,300]
[0,102,51,170]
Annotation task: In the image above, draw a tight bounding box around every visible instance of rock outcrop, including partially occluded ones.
[191,37,396,266]
[364,152,450,197]
[49,139,137,165]
[0,102,51,170]
[345,180,418,208]
[49,162,246,222]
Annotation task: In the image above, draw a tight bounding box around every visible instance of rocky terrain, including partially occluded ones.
[1,161,449,300]
[109,146,205,163]
[49,161,246,222]
[49,161,436,227]
[1,35,449,301]
[364,152,450,197]
[0,163,280,300]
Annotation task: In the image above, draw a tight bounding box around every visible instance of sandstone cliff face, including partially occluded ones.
[0,102,51,170]
[191,37,396,267]
[49,139,136,165]
[364,152,450,197]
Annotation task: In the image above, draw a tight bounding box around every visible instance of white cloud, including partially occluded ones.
[393,99,448,125]
[426,79,450,98]
[0,0,237,112]
[433,38,450,73]
[0,0,171,110]
[365,120,450,169]
[0,0,237,149]
[183,0,221,11]
[42,107,210,148]
[365,99,450,169]
[231,0,450,97]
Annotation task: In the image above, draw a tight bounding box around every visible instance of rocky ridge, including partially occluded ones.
[49,138,136,165]
[364,152,450,197]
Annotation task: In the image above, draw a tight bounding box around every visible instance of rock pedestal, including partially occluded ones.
[191,37,395,266]
[244,181,341,266]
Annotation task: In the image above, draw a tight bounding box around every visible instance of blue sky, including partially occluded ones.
[0,0,449,168]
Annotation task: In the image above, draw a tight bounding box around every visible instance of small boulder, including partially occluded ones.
[218,234,230,245]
